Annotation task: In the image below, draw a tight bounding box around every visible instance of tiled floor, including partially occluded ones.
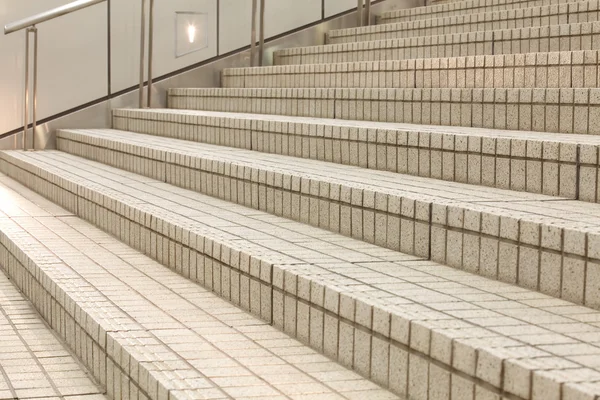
[0,269,106,400]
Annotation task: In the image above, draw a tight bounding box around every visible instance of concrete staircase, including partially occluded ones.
[2,0,600,399]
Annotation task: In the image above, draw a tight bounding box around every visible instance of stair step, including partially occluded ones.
[0,244,107,400]
[378,0,569,23]
[111,109,600,202]
[223,50,599,89]
[167,87,600,136]
[275,21,600,66]
[428,0,468,4]
[51,128,600,310]
[330,0,598,44]
[4,152,600,400]
[0,172,398,400]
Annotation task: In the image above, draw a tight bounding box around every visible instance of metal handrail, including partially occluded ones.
[4,0,106,35]
[5,0,109,151]
[4,0,155,151]
[4,0,372,149]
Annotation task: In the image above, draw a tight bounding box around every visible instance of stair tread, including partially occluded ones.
[330,0,593,42]
[274,20,597,65]
[3,150,600,398]
[379,0,567,21]
[57,128,600,231]
[114,108,600,145]
[0,172,398,400]
[222,49,600,90]
[167,87,600,136]
[0,227,107,400]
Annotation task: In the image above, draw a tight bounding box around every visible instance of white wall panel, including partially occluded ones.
[219,0,321,56]
[219,0,254,55]
[0,0,370,135]
[110,0,217,94]
[264,0,321,38]
[0,1,107,134]
[325,0,375,18]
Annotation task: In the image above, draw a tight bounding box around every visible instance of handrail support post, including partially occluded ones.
[251,0,258,67]
[147,0,154,108]
[139,0,146,108]
[23,28,29,150]
[23,26,38,151]
[32,26,38,150]
[357,0,364,27]
[258,0,265,67]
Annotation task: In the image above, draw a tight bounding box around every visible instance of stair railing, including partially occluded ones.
[4,0,155,150]
[5,0,366,150]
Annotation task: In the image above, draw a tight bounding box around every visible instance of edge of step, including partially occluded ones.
[0,250,107,400]
[378,0,566,22]
[165,87,600,136]
[222,50,600,90]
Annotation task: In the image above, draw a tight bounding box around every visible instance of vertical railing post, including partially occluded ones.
[23,29,30,150]
[147,0,154,108]
[23,26,38,151]
[365,0,371,26]
[32,26,38,150]
[139,0,146,108]
[357,0,364,26]
[251,0,258,67]
[258,0,265,66]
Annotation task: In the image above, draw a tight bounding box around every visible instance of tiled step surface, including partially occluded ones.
[329,0,599,44]
[0,173,398,400]
[223,50,600,89]
[167,87,600,136]
[4,153,600,400]
[111,109,600,202]
[51,129,600,310]
[428,0,468,4]
[378,0,567,23]
[275,21,600,66]
[0,261,107,400]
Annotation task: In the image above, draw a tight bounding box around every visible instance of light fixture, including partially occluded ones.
[187,24,196,44]
[176,12,208,58]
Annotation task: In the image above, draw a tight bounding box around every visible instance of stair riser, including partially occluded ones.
[223,51,600,89]
[330,1,599,44]
[274,22,600,65]
[55,133,600,311]
[379,0,566,23]
[0,153,517,400]
[0,226,154,400]
[168,88,600,136]
[112,110,600,203]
